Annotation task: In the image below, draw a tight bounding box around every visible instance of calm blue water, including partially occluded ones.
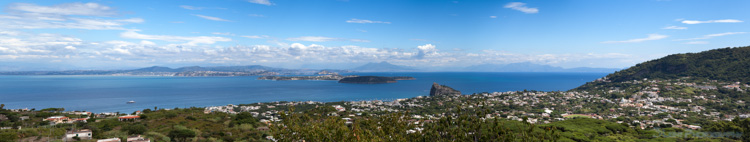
[0,72,607,113]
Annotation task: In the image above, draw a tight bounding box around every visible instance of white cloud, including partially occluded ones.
[504,2,538,14]
[7,2,117,16]
[241,35,269,39]
[684,41,708,44]
[287,36,337,42]
[489,16,497,18]
[193,14,231,22]
[674,32,746,41]
[212,32,235,36]
[0,31,82,56]
[415,44,437,59]
[662,26,687,30]
[287,36,368,42]
[248,0,273,6]
[179,5,203,10]
[0,31,641,70]
[346,19,391,24]
[120,30,232,46]
[116,18,145,23]
[64,46,76,50]
[601,34,668,43]
[681,19,743,24]
[0,2,140,30]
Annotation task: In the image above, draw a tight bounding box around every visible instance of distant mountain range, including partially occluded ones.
[0,65,350,76]
[464,62,621,73]
[131,65,283,72]
[0,62,622,75]
[351,61,417,72]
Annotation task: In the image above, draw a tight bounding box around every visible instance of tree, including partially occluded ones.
[0,131,17,142]
[168,129,195,142]
[0,104,4,110]
[123,124,147,135]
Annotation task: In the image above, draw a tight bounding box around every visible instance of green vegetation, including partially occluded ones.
[579,46,750,91]
[562,114,592,118]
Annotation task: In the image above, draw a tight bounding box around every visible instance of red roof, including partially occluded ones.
[46,116,68,121]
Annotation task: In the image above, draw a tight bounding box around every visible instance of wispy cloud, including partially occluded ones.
[675,32,746,41]
[601,34,668,43]
[248,14,265,17]
[120,30,232,46]
[8,2,117,16]
[241,35,269,39]
[211,32,235,36]
[0,2,140,30]
[662,26,687,30]
[179,5,202,10]
[684,41,708,44]
[504,2,538,14]
[193,14,231,22]
[346,19,391,24]
[248,0,273,6]
[681,19,743,24]
[287,36,369,42]
[489,16,497,18]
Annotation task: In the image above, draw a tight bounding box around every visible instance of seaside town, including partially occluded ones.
[2,77,749,141]
[201,78,750,131]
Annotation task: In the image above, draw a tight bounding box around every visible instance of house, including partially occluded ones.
[118,115,140,121]
[68,111,92,116]
[65,129,92,141]
[127,135,151,142]
[332,105,346,112]
[45,116,71,125]
[98,138,121,142]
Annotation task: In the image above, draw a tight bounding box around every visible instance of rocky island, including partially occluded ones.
[429,82,461,96]
[337,76,415,84]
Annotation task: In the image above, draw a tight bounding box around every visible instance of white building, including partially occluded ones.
[65,129,92,141]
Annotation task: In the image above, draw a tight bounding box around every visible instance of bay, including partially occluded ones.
[0,72,607,113]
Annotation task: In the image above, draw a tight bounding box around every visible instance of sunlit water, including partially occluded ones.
[0,72,607,113]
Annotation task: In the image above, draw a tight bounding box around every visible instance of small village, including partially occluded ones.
[1,78,748,141]
[201,78,750,134]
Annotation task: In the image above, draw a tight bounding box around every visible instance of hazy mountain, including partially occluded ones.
[0,65,347,76]
[352,61,416,72]
[131,66,177,72]
[465,62,620,73]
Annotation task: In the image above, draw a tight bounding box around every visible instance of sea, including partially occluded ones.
[0,72,607,113]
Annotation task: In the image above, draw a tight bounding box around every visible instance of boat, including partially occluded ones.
[127,100,136,104]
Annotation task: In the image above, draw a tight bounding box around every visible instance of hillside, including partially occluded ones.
[607,46,750,83]
[575,46,750,91]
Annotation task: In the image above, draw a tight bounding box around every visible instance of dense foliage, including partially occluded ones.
[593,46,750,84]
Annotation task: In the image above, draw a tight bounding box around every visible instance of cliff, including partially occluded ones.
[429,82,461,96]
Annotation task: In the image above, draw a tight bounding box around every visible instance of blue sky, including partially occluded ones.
[0,0,749,71]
